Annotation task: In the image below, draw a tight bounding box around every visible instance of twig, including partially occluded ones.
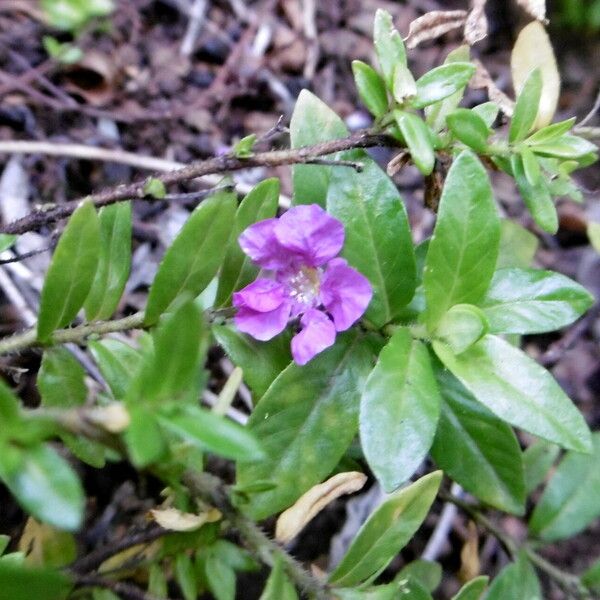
[0,311,145,355]
[422,483,462,561]
[0,245,51,265]
[180,0,208,56]
[577,87,600,128]
[0,131,397,235]
[182,471,330,599]
[73,573,166,600]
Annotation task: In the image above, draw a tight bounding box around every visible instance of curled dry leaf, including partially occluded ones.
[405,10,467,49]
[458,521,480,583]
[149,507,222,532]
[471,59,515,117]
[387,151,411,177]
[464,0,488,45]
[63,51,119,106]
[511,21,560,129]
[516,0,547,22]
[275,472,368,544]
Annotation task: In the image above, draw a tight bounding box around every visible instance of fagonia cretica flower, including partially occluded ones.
[233,204,373,365]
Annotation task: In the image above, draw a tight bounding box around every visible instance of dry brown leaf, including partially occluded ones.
[63,51,119,107]
[464,0,488,45]
[149,507,222,532]
[85,403,130,433]
[516,0,547,21]
[471,59,515,117]
[275,472,367,544]
[405,11,467,49]
[458,521,480,582]
[511,21,560,128]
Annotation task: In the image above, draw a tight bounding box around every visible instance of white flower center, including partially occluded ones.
[287,266,321,307]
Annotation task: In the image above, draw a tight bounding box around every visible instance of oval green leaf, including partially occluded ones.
[84,201,132,320]
[485,552,541,600]
[446,108,490,153]
[373,9,407,89]
[412,63,476,109]
[38,201,100,342]
[352,60,389,118]
[144,191,236,324]
[451,576,488,600]
[236,333,372,519]
[394,111,435,175]
[360,328,441,491]
[433,334,592,452]
[423,151,500,328]
[509,68,542,143]
[431,369,526,514]
[529,433,600,541]
[328,471,442,587]
[481,267,593,334]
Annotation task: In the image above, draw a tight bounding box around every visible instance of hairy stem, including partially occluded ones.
[182,471,330,599]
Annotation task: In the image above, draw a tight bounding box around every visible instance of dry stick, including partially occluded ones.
[73,573,166,600]
[0,131,396,235]
[182,471,331,600]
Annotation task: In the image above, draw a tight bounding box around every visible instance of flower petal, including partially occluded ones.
[233,278,286,312]
[238,219,291,270]
[275,205,344,267]
[321,258,373,331]
[291,309,336,365]
[234,301,291,341]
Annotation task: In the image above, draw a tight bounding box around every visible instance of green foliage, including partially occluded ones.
[41,0,114,32]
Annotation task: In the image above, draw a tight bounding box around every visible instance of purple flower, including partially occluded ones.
[232,204,373,365]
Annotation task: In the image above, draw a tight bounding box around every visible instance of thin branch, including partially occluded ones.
[182,471,331,600]
[0,131,397,235]
[577,88,600,128]
[73,573,166,600]
[0,311,145,355]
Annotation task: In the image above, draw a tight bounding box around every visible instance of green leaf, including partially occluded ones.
[143,177,166,199]
[529,433,600,541]
[0,562,72,600]
[481,267,593,334]
[233,133,257,158]
[360,328,440,491]
[144,191,236,324]
[431,369,526,514]
[37,201,100,342]
[485,552,541,600]
[0,444,84,531]
[38,348,86,408]
[582,559,600,592]
[138,301,205,404]
[125,406,168,467]
[435,304,488,355]
[396,560,442,592]
[446,109,490,153]
[523,440,559,494]
[511,153,557,233]
[394,111,435,175]
[392,64,417,104]
[0,234,16,253]
[290,90,347,207]
[472,102,499,128]
[204,552,235,600]
[412,63,476,109]
[89,339,143,400]
[520,146,541,186]
[84,202,132,320]
[148,563,168,597]
[588,221,600,253]
[527,134,598,160]
[451,576,488,600]
[328,471,442,587]
[236,332,372,519]
[525,117,576,144]
[159,405,264,462]
[433,334,592,452]
[215,179,279,307]
[212,325,291,399]
[423,151,500,328]
[352,60,388,118]
[509,69,542,142]
[327,152,416,327]
[175,553,197,600]
[425,45,471,133]
[373,9,406,89]
[259,558,298,600]
[496,219,538,269]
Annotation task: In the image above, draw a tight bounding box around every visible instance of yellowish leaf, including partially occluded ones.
[587,222,600,254]
[511,21,560,129]
[86,403,130,433]
[19,518,76,567]
[458,521,480,582]
[149,507,221,532]
[516,0,546,21]
[275,472,367,544]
